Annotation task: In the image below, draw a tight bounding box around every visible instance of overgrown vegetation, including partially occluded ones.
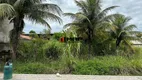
[13,38,142,75]
[14,47,142,75]
[0,0,142,75]
[73,54,142,75]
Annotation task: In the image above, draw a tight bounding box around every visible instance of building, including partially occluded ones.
[131,40,142,47]
[20,34,32,40]
[0,18,13,60]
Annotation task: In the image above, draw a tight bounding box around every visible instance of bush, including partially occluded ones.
[17,39,66,61]
[73,55,142,75]
[17,39,48,61]
[42,40,64,60]
[51,32,66,40]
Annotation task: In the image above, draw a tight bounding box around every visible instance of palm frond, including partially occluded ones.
[64,12,87,20]
[98,6,118,19]
[37,10,62,24]
[77,27,88,36]
[76,13,90,21]
[44,12,62,24]
[107,14,133,30]
[27,14,51,28]
[124,24,136,31]
[113,14,131,29]
[74,0,88,15]
[92,0,101,14]
[64,12,92,27]
[0,0,7,3]
[13,0,25,13]
[101,38,113,44]
[32,0,42,3]
[118,31,126,38]
[121,17,132,28]
[0,3,15,19]
[64,23,82,29]
[35,3,62,16]
[26,9,62,24]
[123,40,134,53]
[100,13,120,22]
[64,13,76,19]
[13,0,25,9]
[0,0,14,3]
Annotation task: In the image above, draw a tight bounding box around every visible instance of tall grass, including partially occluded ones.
[73,48,142,75]
[15,36,142,75]
[13,52,142,75]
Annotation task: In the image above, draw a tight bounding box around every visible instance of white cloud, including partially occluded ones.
[24,0,142,33]
[23,20,46,33]
[102,0,142,31]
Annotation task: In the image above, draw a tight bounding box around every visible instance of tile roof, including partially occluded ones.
[20,34,32,40]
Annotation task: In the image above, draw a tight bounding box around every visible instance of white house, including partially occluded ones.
[131,40,142,47]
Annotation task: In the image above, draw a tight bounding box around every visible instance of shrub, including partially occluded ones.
[42,40,64,60]
[51,32,66,40]
[17,39,48,61]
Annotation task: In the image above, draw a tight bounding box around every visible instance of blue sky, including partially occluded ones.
[23,0,142,33]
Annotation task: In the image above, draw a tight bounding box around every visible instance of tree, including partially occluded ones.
[0,3,15,19]
[0,0,62,59]
[108,14,140,53]
[29,30,38,38]
[22,32,25,34]
[29,30,36,34]
[64,0,117,57]
[52,32,66,40]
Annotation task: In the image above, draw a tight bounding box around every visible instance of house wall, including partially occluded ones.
[0,18,13,52]
[0,18,13,43]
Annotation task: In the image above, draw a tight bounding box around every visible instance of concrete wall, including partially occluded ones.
[0,18,13,43]
[0,18,13,52]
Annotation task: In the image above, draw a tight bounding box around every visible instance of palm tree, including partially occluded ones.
[64,0,117,57]
[108,14,140,52]
[0,0,62,59]
[0,3,16,21]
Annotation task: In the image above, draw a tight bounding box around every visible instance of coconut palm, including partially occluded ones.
[0,3,15,19]
[0,0,62,59]
[108,14,140,52]
[64,0,117,56]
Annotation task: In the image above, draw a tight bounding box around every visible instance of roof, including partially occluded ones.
[20,34,32,40]
[131,40,142,45]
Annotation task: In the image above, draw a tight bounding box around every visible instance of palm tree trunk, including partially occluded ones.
[10,16,24,60]
[88,28,92,59]
[88,41,91,58]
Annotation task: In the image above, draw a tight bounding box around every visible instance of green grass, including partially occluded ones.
[13,60,73,74]
[14,40,142,75]
[13,53,142,75]
[73,55,142,75]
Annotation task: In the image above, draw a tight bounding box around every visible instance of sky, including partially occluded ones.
[23,0,142,33]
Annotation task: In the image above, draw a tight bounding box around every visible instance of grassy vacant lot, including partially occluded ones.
[13,47,142,75]
[1,40,142,75]
[1,0,142,76]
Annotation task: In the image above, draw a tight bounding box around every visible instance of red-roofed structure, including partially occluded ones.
[20,34,32,40]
